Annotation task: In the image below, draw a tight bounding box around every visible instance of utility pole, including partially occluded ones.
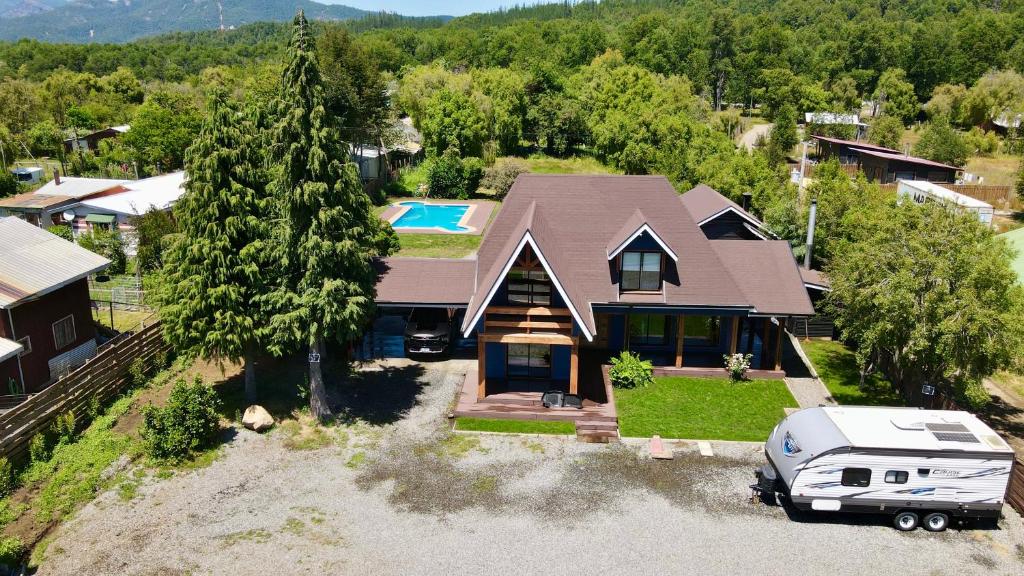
[798,140,809,189]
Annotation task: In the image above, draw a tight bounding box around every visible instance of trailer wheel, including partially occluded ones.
[894,511,919,531]
[923,512,949,532]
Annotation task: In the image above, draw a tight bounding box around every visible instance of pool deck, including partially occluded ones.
[380,198,496,236]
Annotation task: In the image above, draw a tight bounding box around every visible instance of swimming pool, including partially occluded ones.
[391,201,471,232]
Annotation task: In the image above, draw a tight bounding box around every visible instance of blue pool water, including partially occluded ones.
[392,201,470,231]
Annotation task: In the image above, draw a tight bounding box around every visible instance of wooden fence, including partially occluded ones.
[0,321,168,462]
[932,389,1024,516]
[878,183,1019,209]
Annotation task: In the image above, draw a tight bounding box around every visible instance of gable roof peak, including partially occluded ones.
[606,207,679,261]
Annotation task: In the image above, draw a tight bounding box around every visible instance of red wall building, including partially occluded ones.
[0,217,110,394]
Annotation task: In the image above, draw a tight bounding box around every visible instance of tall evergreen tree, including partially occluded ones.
[161,91,272,404]
[267,11,398,421]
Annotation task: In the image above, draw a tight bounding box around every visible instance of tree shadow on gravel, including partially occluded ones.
[331,363,428,426]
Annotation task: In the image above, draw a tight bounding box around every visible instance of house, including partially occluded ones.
[375,175,814,406]
[804,113,868,140]
[0,173,129,227]
[0,217,110,394]
[679,184,834,339]
[63,125,130,153]
[854,148,960,184]
[811,135,899,165]
[897,180,993,226]
[70,172,185,242]
[0,172,185,250]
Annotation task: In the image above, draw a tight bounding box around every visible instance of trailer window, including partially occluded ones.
[840,468,871,487]
[884,470,909,484]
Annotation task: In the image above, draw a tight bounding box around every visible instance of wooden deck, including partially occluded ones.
[454,365,619,442]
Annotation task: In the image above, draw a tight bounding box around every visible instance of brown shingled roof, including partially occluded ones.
[680,184,765,227]
[374,257,476,306]
[461,175,813,338]
[710,240,815,316]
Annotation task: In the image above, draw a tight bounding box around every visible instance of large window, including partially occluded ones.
[507,343,551,378]
[52,315,76,350]
[621,251,662,291]
[507,269,551,305]
[628,314,668,346]
[841,468,872,487]
[683,316,720,346]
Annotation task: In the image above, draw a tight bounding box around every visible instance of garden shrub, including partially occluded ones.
[608,351,654,389]
[426,149,469,199]
[52,411,77,445]
[0,457,13,498]
[45,225,74,242]
[0,536,24,566]
[141,377,221,461]
[481,158,528,199]
[963,127,1000,156]
[462,156,484,193]
[29,433,49,463]
[77,229,127,274]
[723,353,754,381]
[129,356,148,387]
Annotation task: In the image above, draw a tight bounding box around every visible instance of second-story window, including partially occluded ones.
[508,269,551,305]
[621,251,662,291]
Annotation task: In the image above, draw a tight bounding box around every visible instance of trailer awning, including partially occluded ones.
[85,213,116,224]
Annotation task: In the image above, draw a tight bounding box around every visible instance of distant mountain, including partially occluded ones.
[0,0,65,19]
[0,0,368,43]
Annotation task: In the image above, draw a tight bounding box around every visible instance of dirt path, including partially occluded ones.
[981,377,1024,454]
[738,123,773,151]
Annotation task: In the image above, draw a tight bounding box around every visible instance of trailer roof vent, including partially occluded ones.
[925,422,979,443]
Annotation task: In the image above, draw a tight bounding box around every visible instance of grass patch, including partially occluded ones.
[614,376,797,441]
[278,417,336,451]
[799,339,903,406]
[966,152,1021,187]
[346,451,366,469]
[1000,226,1024,284]
[455,417,575,435]
[220,528,271,546]
[396,233,482,258]
[91,308,154,333]
[520,153,618,175]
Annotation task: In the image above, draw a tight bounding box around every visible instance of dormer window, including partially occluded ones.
[621,251,662,291]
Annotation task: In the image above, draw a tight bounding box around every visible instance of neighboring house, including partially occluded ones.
[0,172,185,250]
[0,173,129,227]
[804,113,868,139]
[811,135,899,165]
[680,184,834,339]
[854,148,961,184]
[0,217,110,394]
[375,175,814,404]
[897,180,993,226]
[70,172,185,245]
[63,125,130,153]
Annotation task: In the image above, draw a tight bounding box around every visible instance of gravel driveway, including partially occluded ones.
[37,359,1024,575]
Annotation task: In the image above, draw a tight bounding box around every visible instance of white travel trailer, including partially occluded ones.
[896,179,994,226]
[756,406,1014,531]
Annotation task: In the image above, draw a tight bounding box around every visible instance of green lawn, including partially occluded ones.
[455,417,575,435]
[396,234,481,258]
[799,339,903,406]
[614,376,797,441]
[1000,226,1024,284]
[518,153,619,175]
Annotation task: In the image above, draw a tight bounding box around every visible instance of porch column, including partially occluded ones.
[760,319,770,369]
[477,337,486,400]
[569,341,579,395]
[729,317,739,355]
[674,315,685,368]
[774,318,786,371]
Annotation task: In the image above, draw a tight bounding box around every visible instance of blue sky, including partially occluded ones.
[319,1,542,18]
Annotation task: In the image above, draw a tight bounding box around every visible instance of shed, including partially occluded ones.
[896,180,993,226]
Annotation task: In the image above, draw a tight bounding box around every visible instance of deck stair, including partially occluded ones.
[575,419,620,443]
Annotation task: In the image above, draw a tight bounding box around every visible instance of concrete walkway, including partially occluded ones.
[780,332,835,409]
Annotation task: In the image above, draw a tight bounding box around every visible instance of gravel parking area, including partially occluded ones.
[37,359,1024,575]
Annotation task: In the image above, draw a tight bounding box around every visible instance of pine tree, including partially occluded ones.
[161,91,272,404]
[267,11,398,421]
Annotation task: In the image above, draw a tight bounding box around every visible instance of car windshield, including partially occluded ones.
[410,309,447,330]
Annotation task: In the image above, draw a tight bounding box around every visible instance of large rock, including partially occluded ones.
[242,405,274,432]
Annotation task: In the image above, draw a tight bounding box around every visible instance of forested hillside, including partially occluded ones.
[0,0,368,43]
